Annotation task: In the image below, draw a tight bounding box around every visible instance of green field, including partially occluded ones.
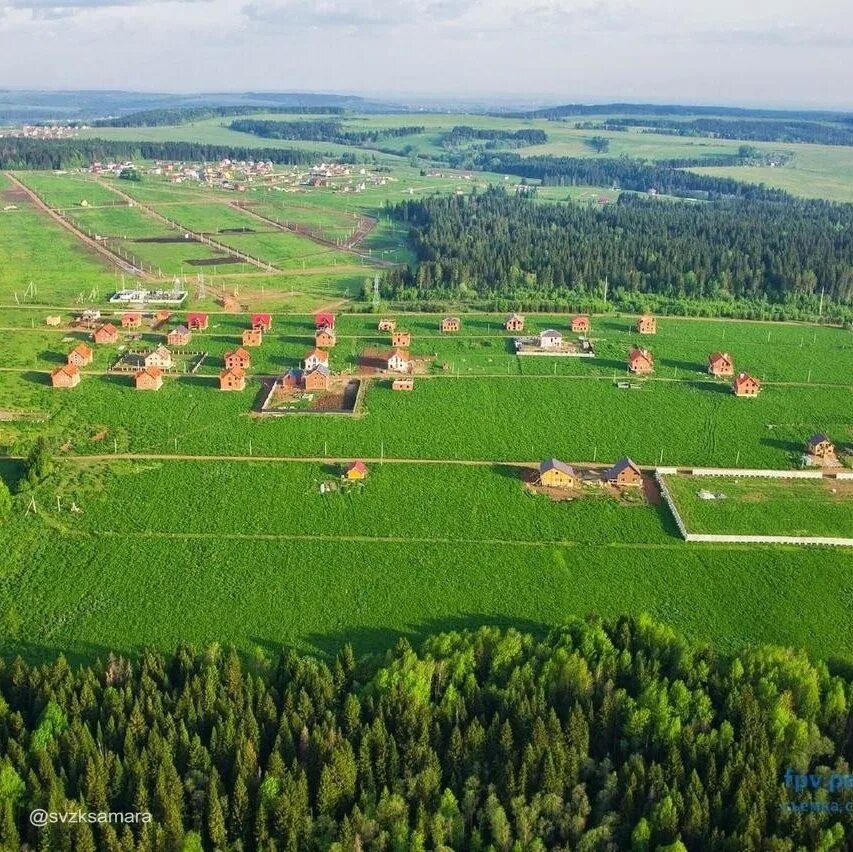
[663,474,853,538]
[2,458,852,665]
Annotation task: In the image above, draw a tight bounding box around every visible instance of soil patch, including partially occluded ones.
[135,235,196,244]
[185,256,245,267]
[219,227,256,234]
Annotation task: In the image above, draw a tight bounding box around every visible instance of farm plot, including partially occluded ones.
[2,364,850,467]
[1,478,852,663]
[661,474,853,539]
[12,170,123,209]
[0,175,117,303]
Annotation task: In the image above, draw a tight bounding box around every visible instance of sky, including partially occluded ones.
[0,0,851,108]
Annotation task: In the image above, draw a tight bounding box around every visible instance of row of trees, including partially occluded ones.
[0,138,332,170]
[229,120,425,146]
[450,152,791,199]
[441,126,547,147]
[577,117,853,147]
[379,187,853,305]
[0,615,849,850]
[92,106,345,128]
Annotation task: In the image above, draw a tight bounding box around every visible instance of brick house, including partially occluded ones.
[187,312,209,331]
[505,313,525,332]
[279,368,303,390]
[51,364,81,388]
[708,352,734,377]
[392,378,414,391]
[67,343,93,367]
[92,323,118,345]
[732,372,761,397]
[628,347,654,374]
[807,433,835,459]
[242,327,263,347]
[167,325,191,346]
[304,365,330,391]
[251,313,273,331]
[538,459,576,489]
[315,327,336,348]
[441,316,460,333]
[391,330,411,347]
[134,367,163,391]
[315,311,336,329]
[224,347,251,371]
[121,312,142,329]
[602,458,643,487]
[636,314,657,335]
[571,315,590,333]
[303,348,329,371]
[219,367,246,391]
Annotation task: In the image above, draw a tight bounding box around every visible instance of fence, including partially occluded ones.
[655,468,853,547]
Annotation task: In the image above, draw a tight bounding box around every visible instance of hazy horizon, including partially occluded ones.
[0,0,851,110]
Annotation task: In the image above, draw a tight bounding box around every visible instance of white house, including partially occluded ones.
[538,329,563,349]
[144,345,173,369]
[303,348,330,371]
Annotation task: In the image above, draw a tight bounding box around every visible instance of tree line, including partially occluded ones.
[229,120,426,146]
[441,126,547,147]
[379,187,853,306]
[575,117,853,147]
[92,106,345,128]
[0,615,849,850]
[0,138,332,170]
[447,152,791,200]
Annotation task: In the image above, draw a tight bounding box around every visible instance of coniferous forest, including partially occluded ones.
[381,188,853,307]
[0,617,851,851]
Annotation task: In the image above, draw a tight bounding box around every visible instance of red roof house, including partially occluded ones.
[733,372,761,397]
[708,352,734,377]
[315,311,336,329]
[51,364,81,388]
[571,315,590,333]
[121,312,142,329]
[187,312,209,331]
[628,347,654,374]
[67,343,93,367]
[224,348,251,371]
[92,323,118,345]
[344,460,368,480]
[134,367,163,391]
[219,367,246,391]
[251,313,272,331]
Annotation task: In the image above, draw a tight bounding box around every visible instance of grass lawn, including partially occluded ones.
[662,474,853,538]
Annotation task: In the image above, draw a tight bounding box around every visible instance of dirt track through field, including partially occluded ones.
[4,172,152,280]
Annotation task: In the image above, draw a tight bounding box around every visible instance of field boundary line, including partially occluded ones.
[4,171,152,280]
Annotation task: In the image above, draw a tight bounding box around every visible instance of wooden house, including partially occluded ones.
[51,364,81,389]
[708,352,734,377]
[167,325,191,346]
[251,313,273,331]
[538,329,563,349]
[386,349,411,373]
[732,372,761,397]
[303,348,329,371]
[304,365,330,391]
[441,316,460,333]
[315,327,337,348]
[219,367,246,391]
[602,458,643,488]
[636,314,657,335]
[92,323,118,345]
[144,345,173,369]
[224,347,251,371]
[628,347,654,374]
[344,460,368,480]
[134,367,163,391]
[187,312,209,331]
[571,315,590,333]
[392,378,414,391]
[505,313,525,332]
[67,343,93,367]
[121,312,142,329]
[154,309,172,324]
[537,458,576,489]
[242,327,263,347]
[807,433,835,459]
[391,330,411,347]
[378,318,396,332]
[315,311,336,330]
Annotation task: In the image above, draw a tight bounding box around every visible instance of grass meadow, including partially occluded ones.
[663,474,853,538]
